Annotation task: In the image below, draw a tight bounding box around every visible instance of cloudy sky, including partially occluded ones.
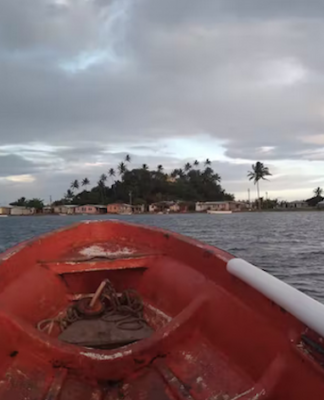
[1,0,324,204]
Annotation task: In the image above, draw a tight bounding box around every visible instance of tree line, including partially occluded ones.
[55,155,234,206]
[8,158,324,210]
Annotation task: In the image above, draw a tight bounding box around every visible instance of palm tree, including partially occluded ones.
[118,162,127,176]
[125,154,131,163]
[178,168,185,178]
[213,173,221,183]
[314,187,323,197]
[194,160,199,167]
[70,179,79,191]
[108,168,115,178]
[100,174,107,184]
[82,177,90,189]
[157,164,164,173]
[248,161,271,209]
[204,158,211,166]
[170,169,178,178]
[64,189,74,203]
[142,163,149,170]
[184,162,192,172]
[97,174,107,204]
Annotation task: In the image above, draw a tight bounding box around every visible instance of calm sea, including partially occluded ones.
[1,212,324,302]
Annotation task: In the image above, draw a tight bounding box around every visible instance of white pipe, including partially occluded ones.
[227,258,324,338]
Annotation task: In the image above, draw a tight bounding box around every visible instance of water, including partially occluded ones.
[1,212,324,302]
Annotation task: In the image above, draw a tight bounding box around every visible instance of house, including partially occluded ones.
[229,201,248,212]
[169,203,180,212]
[132,204,145,213]
[195,201,247,212]
[288,201,308,209]
[149,203,157,213]
[107,203,132,214]
[317,200,324,208]
[42,206,53,214]
[53,205,77,214]
[75,205,107,214]
[149,201,188,213]
[9,206,35,216]
[0,207,11,215]
[149,201,172,213]
[196,201,230,212]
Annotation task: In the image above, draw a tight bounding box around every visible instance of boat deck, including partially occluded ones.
[0,221,323,399]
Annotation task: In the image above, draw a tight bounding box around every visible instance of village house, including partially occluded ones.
[195,201,247,212]
[9,206,35,216]
[196,201,229,212]
[132,204,145,213]
[107,203,132,214]
[42,206,53,214]
[149,201,172,213]
[75,205,107,214]
[288,201,308,209]
[317,200,324,208]
[169,203,180,212]
[149,201,188,213]
[53,205,77,214]
[0,206,11,216]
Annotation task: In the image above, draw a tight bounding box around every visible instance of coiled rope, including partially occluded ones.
[37,279,146,335]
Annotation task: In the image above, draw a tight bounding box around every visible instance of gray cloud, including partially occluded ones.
[0,154,44,177]
[1,0,324,201]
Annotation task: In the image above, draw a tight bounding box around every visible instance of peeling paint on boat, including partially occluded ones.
[80,349,132,360]
[213,394,230,400]
[250,389,266,400]
[196,376,208,389]
[146,304,172,323]
[231,387,254,400]
[79,245,134,258]
[184,353,194,362]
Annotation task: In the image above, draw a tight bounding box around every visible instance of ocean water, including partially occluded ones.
[1,212,324,302]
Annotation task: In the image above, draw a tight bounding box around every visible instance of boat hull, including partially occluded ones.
[0,220,323,399]
[207,210,232,214]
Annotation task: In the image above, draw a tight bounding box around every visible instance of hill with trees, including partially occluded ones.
[54,156,234,206]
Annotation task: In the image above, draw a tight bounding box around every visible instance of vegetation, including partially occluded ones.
[306,187,324,207]
[52,158,234,206]
[71,179,79,190]
[314,187,323,197]
[247,161,271,209]
[10,197,44,210]
[82,177,90,189]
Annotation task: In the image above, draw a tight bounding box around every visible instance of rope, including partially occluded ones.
[37,279,146,334]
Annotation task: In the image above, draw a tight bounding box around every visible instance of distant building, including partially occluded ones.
[10,206,35,216]
[196,201,229,212]
[107,203,132,214]
[0,207,11,215]
[75,205,107,214]
[132,204,145,213]
[195,201,247,212]
[53,205,77,214]
[288,201,308,208]
[42,206,53,214]
[317,200,324,208]
[149,201,188,213]
[149,201,173,213]
[169,203,180,212]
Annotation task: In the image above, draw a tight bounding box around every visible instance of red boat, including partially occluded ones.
[0,220,323,399]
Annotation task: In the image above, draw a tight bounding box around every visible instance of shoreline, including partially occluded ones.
[1,208,324,217]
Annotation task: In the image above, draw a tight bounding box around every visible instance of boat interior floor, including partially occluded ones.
[0,233,322,399]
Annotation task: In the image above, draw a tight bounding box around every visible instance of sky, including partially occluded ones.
[1,0,324,204]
